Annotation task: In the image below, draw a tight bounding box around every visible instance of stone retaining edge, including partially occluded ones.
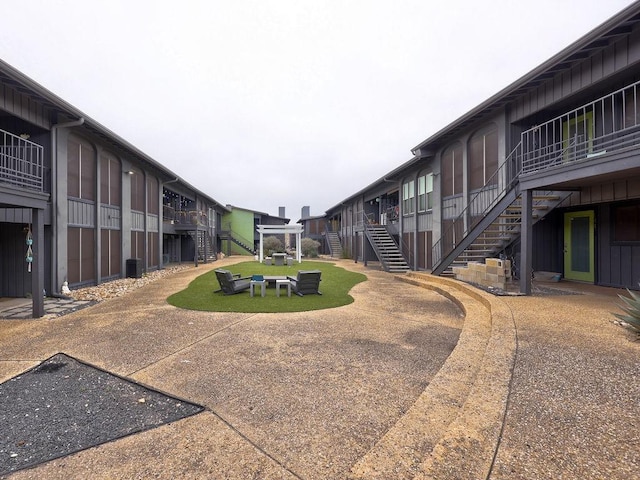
[412,274,516,479]
[349,273,506,479]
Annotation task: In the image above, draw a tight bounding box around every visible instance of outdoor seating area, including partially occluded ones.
[214,269,322,298]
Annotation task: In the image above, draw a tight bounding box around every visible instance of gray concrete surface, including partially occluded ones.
[0,258,638,479]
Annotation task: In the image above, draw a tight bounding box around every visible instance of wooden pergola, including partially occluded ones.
[256,224,304,263]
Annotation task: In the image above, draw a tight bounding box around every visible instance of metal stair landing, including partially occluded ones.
[365,224,410,273]
[437,190,570,276]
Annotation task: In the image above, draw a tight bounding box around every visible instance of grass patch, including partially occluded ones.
[167,261,367,313]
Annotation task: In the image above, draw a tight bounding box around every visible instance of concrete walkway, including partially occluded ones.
[0,258,638,479]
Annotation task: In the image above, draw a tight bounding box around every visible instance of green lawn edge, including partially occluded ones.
[167,260,367,313]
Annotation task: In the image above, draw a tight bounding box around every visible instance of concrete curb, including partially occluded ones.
[349,273,516,480]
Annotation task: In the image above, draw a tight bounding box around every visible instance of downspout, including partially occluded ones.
[51,116,85,294]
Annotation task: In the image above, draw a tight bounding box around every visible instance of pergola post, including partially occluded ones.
[259,230,264,263]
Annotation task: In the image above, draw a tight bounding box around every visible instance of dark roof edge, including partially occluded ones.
[411,1,640,152]
[0,57,227,209]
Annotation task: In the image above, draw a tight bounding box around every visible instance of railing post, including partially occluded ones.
[520,189,533,295]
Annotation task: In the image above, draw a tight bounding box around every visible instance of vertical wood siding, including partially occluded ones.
[0,208,32,223]
[0,223,29,296]
[147,213,159,233]
[562,178,640,207]
[597,203,640,288]
[0,83,51,130]
[100,205,121,229]
[67,199,95,227]
[418,211,433,231]
[511,29,640,122]
[131,211,145,231]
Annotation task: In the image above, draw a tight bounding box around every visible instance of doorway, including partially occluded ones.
[563,210,595,282]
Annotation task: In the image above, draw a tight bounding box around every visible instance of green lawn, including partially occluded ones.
[167,260,367,313]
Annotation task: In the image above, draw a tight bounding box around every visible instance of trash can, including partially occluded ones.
[126,258,143,278]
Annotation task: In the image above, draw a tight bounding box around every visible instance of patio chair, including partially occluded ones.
[214,269,251,295]
[287,270,322,296]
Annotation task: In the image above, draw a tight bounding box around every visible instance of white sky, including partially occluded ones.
[0,0,635,220]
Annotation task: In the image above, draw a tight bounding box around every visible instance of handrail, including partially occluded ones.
[0,129,44,191]
[431,142,522,269]
[324,224,341,257]
[521,79,640,174]
[363,211,411,268]
[220,222,255,252]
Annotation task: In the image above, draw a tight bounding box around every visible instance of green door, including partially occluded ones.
[563,210,595,282]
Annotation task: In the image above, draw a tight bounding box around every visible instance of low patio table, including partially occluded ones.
[250,280,266,297]
[263,275,288,287]
[276,279,292,297]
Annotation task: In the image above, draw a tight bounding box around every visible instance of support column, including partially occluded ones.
[259,231,264,263]
[520,189,533,295]
[32,208,45,318]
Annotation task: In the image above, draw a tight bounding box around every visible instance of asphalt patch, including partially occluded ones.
[0,353,203,476]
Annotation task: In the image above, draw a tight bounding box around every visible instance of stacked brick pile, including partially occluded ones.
[452,258,512,289]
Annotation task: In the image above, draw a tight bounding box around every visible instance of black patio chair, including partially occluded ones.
[214,269,251,295]
[287,270,322,296]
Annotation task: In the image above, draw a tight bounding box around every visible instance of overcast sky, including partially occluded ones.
[0,0,635,220]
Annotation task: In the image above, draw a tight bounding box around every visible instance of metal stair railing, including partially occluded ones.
[432,142,522,273]
[0,129,44,191]
[432,135,580,275]
[221,223,256,254]
[325,224,342,257]
[363,212,410,271]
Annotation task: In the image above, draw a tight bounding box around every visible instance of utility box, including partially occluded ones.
[126,258,143,278]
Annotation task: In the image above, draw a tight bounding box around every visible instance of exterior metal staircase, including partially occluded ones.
[218,226,256,255]
[431,142,570,276]
[326,229,342,257]
[433,80,640,277]
[364,219,410,273]
[189,229,217,261]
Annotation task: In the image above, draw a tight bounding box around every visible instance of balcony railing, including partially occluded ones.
[0,129,44,191]
[163,205,209,227]
[521,79,640,174]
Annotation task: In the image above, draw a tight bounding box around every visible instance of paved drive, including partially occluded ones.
[1,258,638,479]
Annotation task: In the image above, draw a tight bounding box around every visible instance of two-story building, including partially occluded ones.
[0,59,226,317]
[325,2,640,293]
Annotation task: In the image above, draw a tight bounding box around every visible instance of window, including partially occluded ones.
[441,144,462,197]
[68,137,96,201]
[418,173,434,211]
[130,170,144,212]
[402,180,415,214]
[147,176,159,215]
[613,203,640,242]
[469,125,498,191]
[100,153,121,206]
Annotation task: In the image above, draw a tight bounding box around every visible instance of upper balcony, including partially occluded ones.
[162,204,209,228]
[0,129,44,192]
[518,79,640,190]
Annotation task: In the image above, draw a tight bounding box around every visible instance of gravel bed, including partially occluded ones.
[67,265,191,302]
[0,353,203,476]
